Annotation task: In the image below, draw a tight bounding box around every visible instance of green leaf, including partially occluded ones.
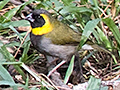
[0,64,17,89]
[1,62,22,65]
[60,6,92,14]
[24,53,40,64]
[81,0,88,4]
[5,41,20,47]
[94,26,112,51]
[64,55,75,84]
[0,45,14,62]
[0,81,16,86]
[9,25,23,41]
[0,45,26,80]
[102,18,120,46]
[0,42,7,62]
[0,20,30,30]
[0,5,21,23]
[25,75,29,89]
[20,40,31,63]
[52,0,64,11]
[79,18,101,48]
[87,76,101,90]
[17,0,35,13]
[100,86,108,90]
[40,86,47,90]
[0,64,15,81]
[0,0,9,10]
[92,30,101,44]
[89,0,98,7]
[62,0,74,6]
[43,0,63,11]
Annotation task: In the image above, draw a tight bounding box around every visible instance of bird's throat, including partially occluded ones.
[32,14,53,35]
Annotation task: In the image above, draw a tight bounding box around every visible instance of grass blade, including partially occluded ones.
[79,18,101,48]
[0,64,17,89]
[102,18,120,46]
[87,76,101,90]
[64,55,75,84]
[0,0,9,10]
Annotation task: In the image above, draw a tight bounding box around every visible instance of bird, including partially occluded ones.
[26,9,82,60]
[25,9,86,82]
[25,9,114,86]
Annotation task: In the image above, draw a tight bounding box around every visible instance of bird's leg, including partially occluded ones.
[46,56,71,89]
[75,53,85,83]
[47,60,66,77]
[45,55,57,71]
[45,55,66,77]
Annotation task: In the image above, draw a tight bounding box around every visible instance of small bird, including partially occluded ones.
[26,9,82,60]
[26,9,85,82]
[25,9,113,86]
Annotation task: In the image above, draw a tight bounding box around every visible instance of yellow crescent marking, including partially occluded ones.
[32,14,53,35]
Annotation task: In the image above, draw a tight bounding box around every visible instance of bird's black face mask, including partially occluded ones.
[25,13,45,28]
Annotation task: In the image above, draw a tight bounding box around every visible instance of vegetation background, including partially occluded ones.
[0,0,120,90]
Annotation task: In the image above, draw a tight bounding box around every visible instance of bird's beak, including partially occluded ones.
[25,13,33,32]
[25,13,34,22]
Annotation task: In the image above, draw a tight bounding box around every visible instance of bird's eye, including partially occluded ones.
[33,15,41,19]
[38,15,41,19]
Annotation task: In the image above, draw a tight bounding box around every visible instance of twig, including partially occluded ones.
[41,73,59,90]
[100,0,114,18]
[14,30,31,58]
